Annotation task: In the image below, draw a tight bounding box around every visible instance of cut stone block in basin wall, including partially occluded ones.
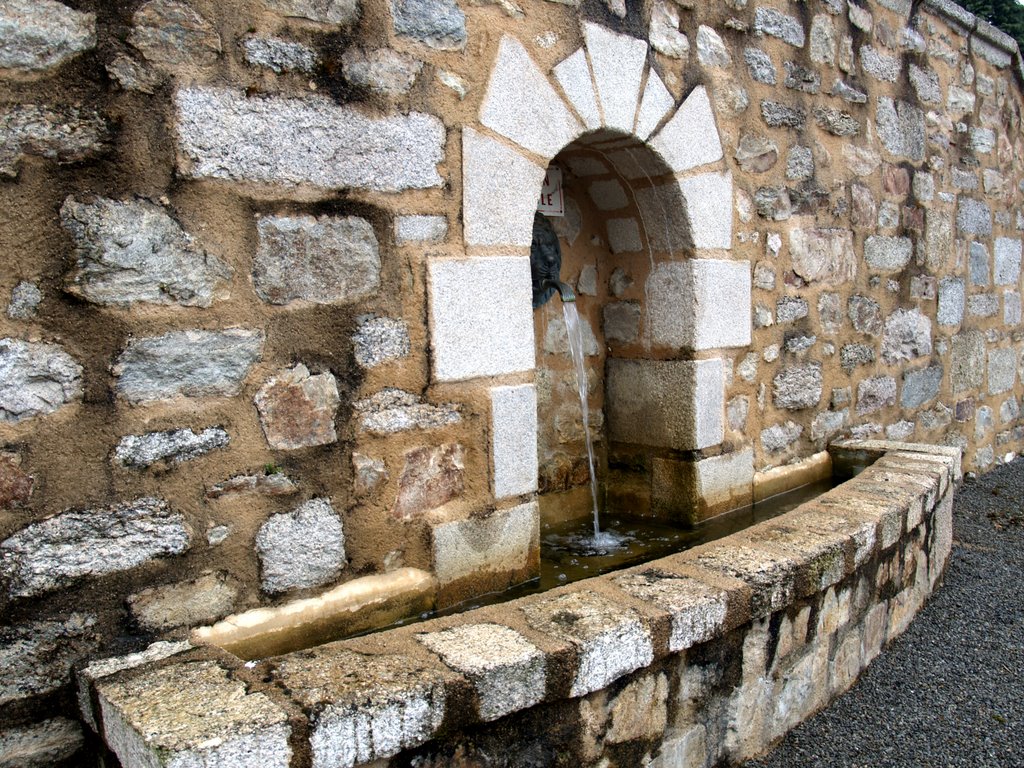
[653,449,756,523]
[431,501,539,607]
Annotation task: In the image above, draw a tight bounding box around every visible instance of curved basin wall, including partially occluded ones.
[83,441,959,768]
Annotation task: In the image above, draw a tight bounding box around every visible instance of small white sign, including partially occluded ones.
[537,167,564,216]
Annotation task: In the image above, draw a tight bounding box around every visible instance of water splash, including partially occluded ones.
[561,300,602,536]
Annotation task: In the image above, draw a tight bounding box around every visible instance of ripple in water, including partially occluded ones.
[544,528,633,557]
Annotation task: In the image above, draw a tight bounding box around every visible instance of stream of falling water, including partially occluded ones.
[561,300,609,540]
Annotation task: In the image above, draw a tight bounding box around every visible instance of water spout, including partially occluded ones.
[542,279,576,303]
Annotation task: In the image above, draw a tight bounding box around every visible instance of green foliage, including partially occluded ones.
[959,0,1024,52]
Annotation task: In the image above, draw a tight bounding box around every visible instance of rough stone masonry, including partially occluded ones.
[0,0,1022,763]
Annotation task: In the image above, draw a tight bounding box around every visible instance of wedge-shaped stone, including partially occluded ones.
[614,571,728,651]
[651,86,723,174]
[552,48,601,129]
[175,87,445,193]
[678,171,733,250]
[688,544,800,617]
[491,384,538,498]
[271,648,452,768]
[521,591,653,696]
[98,660,291,768]
[606,358,724,450]
[584,22,648,132]
[481,36,581,159]
[462,128,545,247]
[636,69,674,140]
[418,623,546,721]
[429,256,534,381]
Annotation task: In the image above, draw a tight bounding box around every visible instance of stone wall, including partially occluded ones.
[0,0,1020,762]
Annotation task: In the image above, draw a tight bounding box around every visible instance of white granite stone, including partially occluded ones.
[395,215,447,244]
[606,358,724,450]
[646,260,750,350]
[678,171,734,250]
[462,127,545,247]
[650,86,723,174]
[636,69,675,140]
[521,591,653,697]
[429,256,534,382]
[175,87,444,193]
[692,259,750,349]
[584,22,648,132]
[431,502,538,585]
[552,48,601,129]
[994,237,1022,285]
[491,384,538,499]
[988,347,1017,395]
[418,623,545,721]
[481,36,582,159]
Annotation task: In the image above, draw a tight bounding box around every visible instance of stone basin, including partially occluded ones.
[79,441,960,768]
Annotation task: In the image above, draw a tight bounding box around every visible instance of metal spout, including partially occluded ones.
[542,279,576,303]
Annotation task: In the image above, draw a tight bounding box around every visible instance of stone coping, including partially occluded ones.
[82,441,960,768]
[922,0,1024,81]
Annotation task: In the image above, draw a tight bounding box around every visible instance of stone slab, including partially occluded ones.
[99,660,291,768]
[584,22,647,133]
[552,48,601,130]
[175,86,444,193]
[521,590,653,697]
[462,127,545,247]
[428,256,534,382]
[614,571,728,651]
[651,86,724,175]
[418,623,545,720]
[606,358,724,451]
[490,384,538,499]
[480,36,581,158]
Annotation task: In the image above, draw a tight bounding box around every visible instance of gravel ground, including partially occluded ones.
[744,458,1024,768]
